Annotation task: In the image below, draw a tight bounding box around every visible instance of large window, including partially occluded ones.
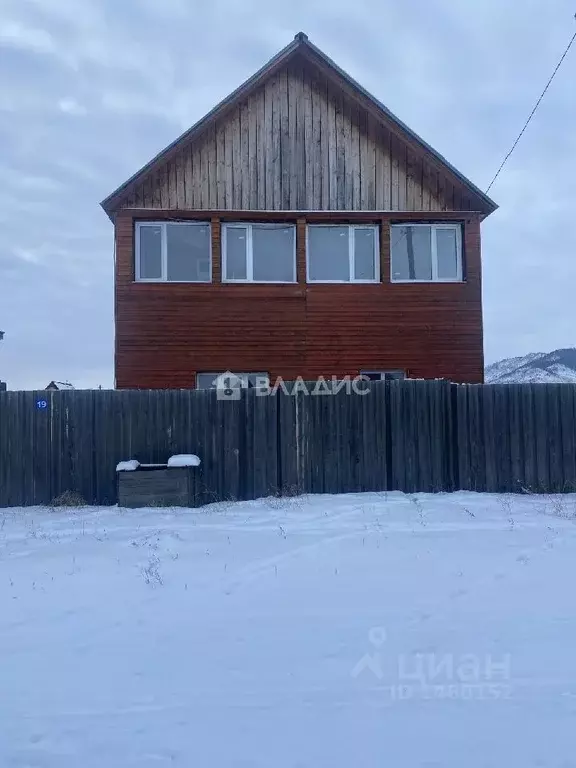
[307,225,379,283]
[390,223,463,282]
[135,221,211,282]
[222,223,296,283]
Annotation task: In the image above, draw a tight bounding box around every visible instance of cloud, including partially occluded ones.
[58,97,86,116]
[0,19,57,55]
[10,247,42,265]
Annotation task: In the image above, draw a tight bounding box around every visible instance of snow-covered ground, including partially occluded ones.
[2,492,576,767]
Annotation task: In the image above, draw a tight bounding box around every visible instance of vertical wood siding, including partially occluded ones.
[121,59,471,213]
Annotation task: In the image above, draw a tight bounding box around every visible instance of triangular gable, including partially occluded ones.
[101,33,496,217]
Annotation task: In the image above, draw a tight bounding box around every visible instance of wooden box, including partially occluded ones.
[118,466,203,508]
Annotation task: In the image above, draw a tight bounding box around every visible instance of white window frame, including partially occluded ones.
[306,224,380,284]
[360,370,406,382]
[222,223,297,284]
[135,221,212,283]
[390,223,463,283]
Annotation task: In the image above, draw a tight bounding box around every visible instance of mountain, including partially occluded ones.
[486,348,576,384]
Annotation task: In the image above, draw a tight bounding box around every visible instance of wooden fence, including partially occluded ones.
[1,381,576,507]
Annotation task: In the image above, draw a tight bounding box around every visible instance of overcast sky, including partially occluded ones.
[1,0,575,389]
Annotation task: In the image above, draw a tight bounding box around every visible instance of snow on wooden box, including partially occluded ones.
[167,454,201,468]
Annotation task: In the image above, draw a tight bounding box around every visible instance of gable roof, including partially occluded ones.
[101,32,497,217]
[46,381,75,391]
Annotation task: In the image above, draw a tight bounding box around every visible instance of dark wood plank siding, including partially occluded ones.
[120,59,474,213]
[115,211,483,388]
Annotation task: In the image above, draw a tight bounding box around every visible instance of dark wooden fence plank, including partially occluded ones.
[51,391,73,503]
[494,385,512,492]
[560,386,576,490]
[389,380,406,492]
[415,382,431,491]
[469,385,486,492]
[317,387,331,493]
[92,390,115,505]
[278,391,297,494]
[547,385,563,492]
[375,383,388,491]
[360,383,386,492]
[67,390,95,504]
[404,382,418,493]
[243,388,278,499]
[443,381,457,492]
[305,389,321,494]
[454,384,470,490]
[316,388,331,495]
[0,393,8,505]
[482,386,496,492]
[507,385,523,492]
[1,393,21,505]
[520,386,537,492]
[534,385,550,492]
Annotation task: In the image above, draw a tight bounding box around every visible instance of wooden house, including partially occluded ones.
[102,33,497,388]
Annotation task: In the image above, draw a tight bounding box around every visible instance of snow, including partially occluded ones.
[167,454,201,468]
[547,364,576,383]
[486,348,576,384]
[116,459,140,472]
[2,491,576,766]
[485,351,543,382]
[116,459,202,471]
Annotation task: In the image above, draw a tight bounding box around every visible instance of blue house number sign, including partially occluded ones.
[36,399,48,410]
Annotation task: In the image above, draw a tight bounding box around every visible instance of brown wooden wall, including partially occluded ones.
[115,211,483,388]
[120,57,478,213]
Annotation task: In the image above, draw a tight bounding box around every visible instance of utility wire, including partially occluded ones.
[390,20,576,250]
[486,24,576,194]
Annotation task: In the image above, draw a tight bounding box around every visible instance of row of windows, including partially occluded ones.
[135,222,464,284]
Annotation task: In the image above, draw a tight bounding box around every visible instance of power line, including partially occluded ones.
[486,24,576,194]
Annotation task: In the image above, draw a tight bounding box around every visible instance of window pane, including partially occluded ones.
[385,370,405,381]
[138,225,162,279]
[201,372,267,389]
[252,226,295,281]
[391,226,432,280]
[225,227,247,280]
[308,226,349,281]
[354,228,376,280]
[246,373,269,388]
[196,373,219,389]
[436,228,459,279]
[198,372,246,389]
[166,223,210,281]
[361,370,405,381]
